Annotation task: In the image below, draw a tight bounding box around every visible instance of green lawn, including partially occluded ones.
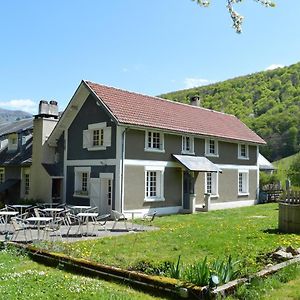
[0,246,166,300]
[40,203,300,276]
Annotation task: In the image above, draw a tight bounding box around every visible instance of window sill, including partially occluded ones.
[181,151,195,155]
[144,197,165,202]
[144,148,165,153]
[87,146,107,151]
[205,153,219,158]
[238,156,249,160]
[238,193,249,197]
[210,194,219,199]
[73,193,89,198]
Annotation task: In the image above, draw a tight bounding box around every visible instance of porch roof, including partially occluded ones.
[172,154,222,173]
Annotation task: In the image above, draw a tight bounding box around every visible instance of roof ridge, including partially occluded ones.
[84,80,235,118]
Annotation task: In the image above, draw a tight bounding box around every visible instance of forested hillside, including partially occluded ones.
[160,62,300,161]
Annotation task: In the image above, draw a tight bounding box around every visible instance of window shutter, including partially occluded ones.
[103,127,112,147]
[83,130,91,149]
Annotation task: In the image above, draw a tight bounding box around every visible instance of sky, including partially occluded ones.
[0,0,299,114]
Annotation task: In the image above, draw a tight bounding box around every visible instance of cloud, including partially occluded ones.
[0,99,37,114]
[184,78,212,89]
[265,64,284,71]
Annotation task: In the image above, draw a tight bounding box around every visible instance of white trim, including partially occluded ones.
[205,138,219,157]
[66,159,117,166]
[238,169,249,195]
[88,122,107,130]
[144,130,165,152]
[205,172,219,197]
[238,143,249,160]
[74,166,91,173]
[63,129,68,203]
[99,173,114,180]
[207,199,257,210]
[181,135,195,155]
[124,159,180,168]
[144,166,165,202]
[124,206,182,218]
[216,164,258,170]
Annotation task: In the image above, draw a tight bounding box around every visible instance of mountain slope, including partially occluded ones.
[160,62,300,161]
[0,108,32,124]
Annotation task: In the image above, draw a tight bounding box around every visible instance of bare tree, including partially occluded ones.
[192,0,275,33]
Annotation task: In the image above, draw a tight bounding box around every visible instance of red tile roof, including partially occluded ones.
[84,81,265,144]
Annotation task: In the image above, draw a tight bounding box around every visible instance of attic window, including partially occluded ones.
[145,131,164,152]
[238,144,249,160]
[205,139,218,157]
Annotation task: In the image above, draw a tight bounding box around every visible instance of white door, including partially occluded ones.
[90,178,101,209]
[100,177,113,214]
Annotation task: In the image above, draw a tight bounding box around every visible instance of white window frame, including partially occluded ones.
[74,167,91,198]
[238,143,249,160]
[182,135,194,154]
[24,173,30,195]
[144,130,165,153]
[238,170,249,196]
[205,139,219,157]
[83,122,111,151]
[205,172,219,197]
[0,168,5,184]
[8,133,18,152]
[144,166,165,202]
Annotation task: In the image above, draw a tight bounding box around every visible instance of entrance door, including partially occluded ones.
[52,178,62,203]
[183,171,194,209]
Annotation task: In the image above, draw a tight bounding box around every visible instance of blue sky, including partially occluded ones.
[0,0,298,114]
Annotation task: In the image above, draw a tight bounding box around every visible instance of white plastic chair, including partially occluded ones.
[10,217,32,242]
[141,211,157,231]
[111,210,128,231]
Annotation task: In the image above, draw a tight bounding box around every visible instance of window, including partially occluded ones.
[205,172,218,196]
[108,179,112,206]
[0,168,4,184]
[74,167,91,197]
[205,139,218,157]
[144,166,165,201]
[145,131,164,152]
[24,174,30,195]
[8,134,18,152]
[182,136,194,154]
[238,144,249,159]
[83,122,111,151]
[238,171,249,195]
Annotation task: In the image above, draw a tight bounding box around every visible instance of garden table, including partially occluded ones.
[11,204,31,215]
[27,216,53,240]
[42,208,64,218]
[77,212,98,236]
[71,205,91,213]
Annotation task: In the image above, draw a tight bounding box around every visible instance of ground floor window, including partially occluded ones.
[205,172,218,196]
[144,166,164,201]
[74,167,91,197]
[238,171,249,195]
[24,173,30,195]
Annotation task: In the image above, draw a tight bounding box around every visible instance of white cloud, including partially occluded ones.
[265,64,284,71]
[184,78,212,89]
[0,99,37,114]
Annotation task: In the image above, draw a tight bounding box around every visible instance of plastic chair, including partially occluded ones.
[111,210,128,231]
[141,211,157,231]
[91,213,110,233]
[43,218,63,241]
[10,217,33,242]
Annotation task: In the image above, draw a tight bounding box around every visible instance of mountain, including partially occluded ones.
[0,108,32,124]
[160,62,300,162]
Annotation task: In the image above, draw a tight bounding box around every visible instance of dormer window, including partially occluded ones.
[238,144,249,160]
[8,133,18,152]
[182,136,194,154]
[205,139,218,157]
[145,131,164,152]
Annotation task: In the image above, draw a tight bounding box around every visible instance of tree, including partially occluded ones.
[288,154,300,187]
[192,0,275,33]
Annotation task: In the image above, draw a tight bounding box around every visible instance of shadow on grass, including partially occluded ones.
[262,228,281,234]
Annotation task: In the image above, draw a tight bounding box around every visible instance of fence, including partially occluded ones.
[280,190,300,204]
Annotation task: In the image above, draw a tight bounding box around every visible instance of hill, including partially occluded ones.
[160,62,300,161]
[0,108,32,124]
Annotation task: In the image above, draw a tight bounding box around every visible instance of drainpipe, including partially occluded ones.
[120,128,128,213]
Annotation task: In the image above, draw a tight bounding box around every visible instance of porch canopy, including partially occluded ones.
[0,179,20,193]
[172,154,222,173]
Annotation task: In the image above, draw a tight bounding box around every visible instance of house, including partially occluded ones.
[0,118,33,202]
[35,80,266,215]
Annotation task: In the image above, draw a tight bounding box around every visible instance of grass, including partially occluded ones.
[227,264,300,300]
[38,203,300,276]
[0,246,166,300]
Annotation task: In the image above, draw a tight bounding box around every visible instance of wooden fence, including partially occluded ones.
[280,190,300,204]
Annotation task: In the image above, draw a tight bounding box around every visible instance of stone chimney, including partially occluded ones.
[190,95,201,107]
[36,100,59,118]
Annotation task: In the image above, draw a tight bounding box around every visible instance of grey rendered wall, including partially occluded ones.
[55,133,64,176]
[125,129,257,165]
[5,167,21,179]
[123,166,182,210]
[66,165,115,206]
[67,94,116,160]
